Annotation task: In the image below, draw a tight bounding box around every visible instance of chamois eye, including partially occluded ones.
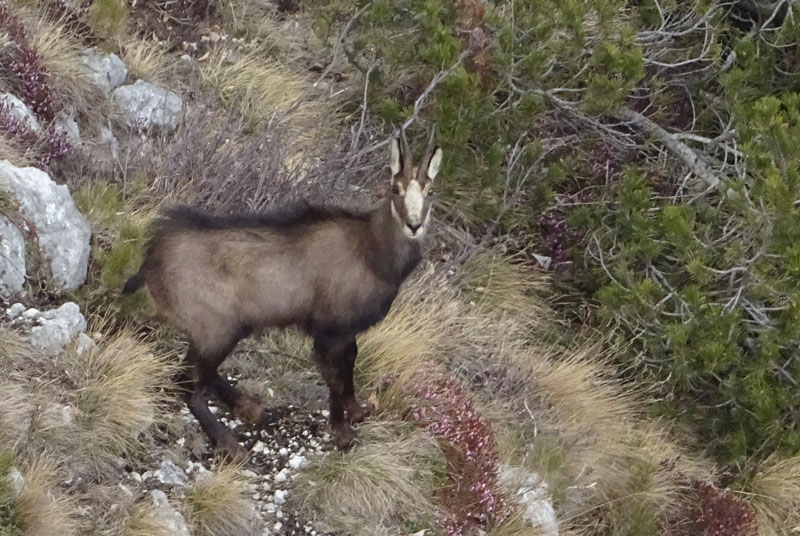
[391,184,400,195]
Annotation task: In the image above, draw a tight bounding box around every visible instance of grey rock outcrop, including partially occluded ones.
[0,93,40,133]
[0,161,91,290]
[498,464,558,536]
[53,111,82,148]
[0,216,26,297]
[150,490,190,536]
[79,48,128,93]
[29,302,87,357]
[112,80,183,134]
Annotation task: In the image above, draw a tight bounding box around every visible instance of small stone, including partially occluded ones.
[79,48,128,93]
[273,521,283,532]
[278,447,288,457]
[111,80,183,135]
[0,93,40,133]
[288,455,307,470]
[154,459,188,487]
[76,332,96,355]
[7,468,24,498]
[273,490,287,505]
[6,303,25,319]
[150,490,190,536]
[99,127,119,159]
[22,308,40,320]
[242,470,258,479]
[274,468,288,483]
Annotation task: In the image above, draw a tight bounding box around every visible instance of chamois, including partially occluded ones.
[122,133,443,456]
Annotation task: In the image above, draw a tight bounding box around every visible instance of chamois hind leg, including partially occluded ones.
[339,338,373,425]
[198,333,291,427]
[205,371,292,426]
[180,345,246,459]
[313,335,357,450]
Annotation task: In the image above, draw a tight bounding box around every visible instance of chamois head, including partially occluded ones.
[389,131,443,239]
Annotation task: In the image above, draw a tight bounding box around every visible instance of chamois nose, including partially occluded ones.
[407,223,422,235]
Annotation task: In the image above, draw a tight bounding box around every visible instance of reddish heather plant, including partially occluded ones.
[0,102,72,167]
[0,1,61,120]
[693,481,757,536]
[406,378,511,536]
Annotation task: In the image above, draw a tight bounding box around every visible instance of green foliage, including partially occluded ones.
[586,92,800,463]
[71,180,152,324]
[88,0,128,39]
[312,0,800,465]
[0,452,22,536]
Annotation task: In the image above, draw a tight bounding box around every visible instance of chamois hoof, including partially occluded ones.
[256,405,293,428]
[332,424,358,451]
[347,401,374,425]
[215,435,249,462]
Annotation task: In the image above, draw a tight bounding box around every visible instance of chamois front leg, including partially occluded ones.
[339,338,373,425]
[314,336,357,450]
[181,346,247,460]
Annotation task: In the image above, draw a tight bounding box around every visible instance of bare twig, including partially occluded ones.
[280,2,373,120]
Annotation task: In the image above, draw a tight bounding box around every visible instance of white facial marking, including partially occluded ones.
[390,138,401,175]
[405,180,424,226]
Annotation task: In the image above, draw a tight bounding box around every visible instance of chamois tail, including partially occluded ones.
[122,270,145,294]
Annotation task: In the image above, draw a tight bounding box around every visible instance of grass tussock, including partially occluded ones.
[197,46,338,161]
[199,47,309,122]
[0,135,30,166]
[27,15,108,125]
[15,456,75,536]
[356,265,464,388]
[744,453,800,534]
[120,38,171,86]
[185,463,255,536]
[458,247,552,329]
[292,422,445,534]
[65,333,177,469]
[122,500,181,536]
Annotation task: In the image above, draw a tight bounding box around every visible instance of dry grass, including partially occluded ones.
[184,462,256,536]
[198,46,309,122]
[122,499,181,536]
[197,45,338,168]
[15,456,75,536]
[744,453,800,535]
[0,135,31,166]
[292,422,445,535]
[26,14,109,127]
[120,38,172,85]
[356,264,464,388]
[65,333,178,470]
[458,247,552,330]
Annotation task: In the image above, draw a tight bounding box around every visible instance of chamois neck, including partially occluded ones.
[367,197,422,282]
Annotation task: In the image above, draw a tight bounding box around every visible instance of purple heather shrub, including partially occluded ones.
[407,378,511,536]
[536,213,582,267]
[1,2,61,121]
[0,101,38,148]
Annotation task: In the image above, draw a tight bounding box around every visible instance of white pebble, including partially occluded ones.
[273,489,287,505]
[252,441,265,453]
[288,455,307,469]
[274,468,288,483]
[273,521,283,531]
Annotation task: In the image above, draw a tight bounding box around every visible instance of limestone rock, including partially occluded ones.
[0,161,91,290]
[0,216,26,297]
[112,80,183,134]
[79,48,128,93]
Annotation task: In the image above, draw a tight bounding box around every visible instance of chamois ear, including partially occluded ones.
[426,147,443,180]
[390,137,402,177]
